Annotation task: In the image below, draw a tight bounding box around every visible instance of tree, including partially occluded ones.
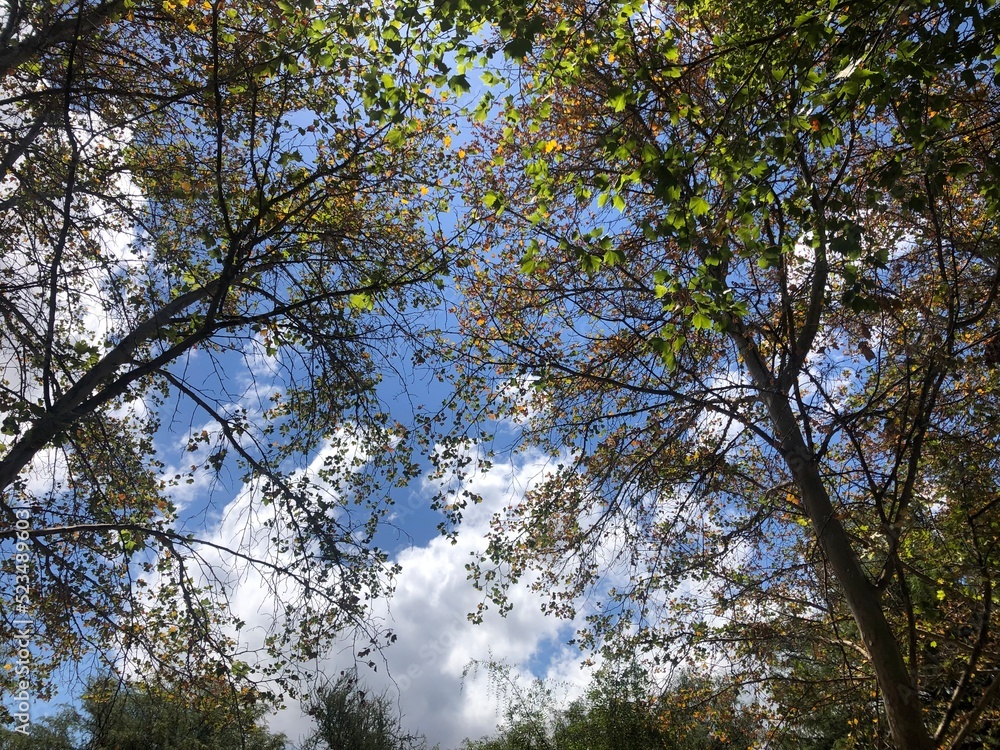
[444,0,1000,746]
[0,0,464,708]
[458,659,762,750]
[460,660,559,750]
[0,709,78,750]
[0,672,286,750]
[300,670,426,750]
[79,673,287,750]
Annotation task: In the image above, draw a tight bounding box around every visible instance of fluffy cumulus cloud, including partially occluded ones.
[213,446,600,749]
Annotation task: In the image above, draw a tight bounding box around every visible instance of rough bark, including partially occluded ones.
[734,323,934,749]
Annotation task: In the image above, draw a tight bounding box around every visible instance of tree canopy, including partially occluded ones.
[300,670,428,750]
[443,0,1000,746]
[0,0,466,706]
[0,672,286,749]
[459,659,762,750]
[2,0,1000,744]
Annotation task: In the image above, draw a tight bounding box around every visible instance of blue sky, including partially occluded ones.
[0,25,597,745]
[96,266,601,748]
[157,357,599,747]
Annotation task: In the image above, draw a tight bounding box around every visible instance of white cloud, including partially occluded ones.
[223,446,599,749]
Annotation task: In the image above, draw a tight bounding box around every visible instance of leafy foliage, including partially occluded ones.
[0,672,285,749]
[459,660,763,750]
[301,670,426,750]
[444,0,1000,746]
[0,0,465,708]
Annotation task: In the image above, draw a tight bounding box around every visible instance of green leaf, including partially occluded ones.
[691,311,713,329]
[689,196,711,216]
[582,254,602,273]
[608,92,628,112]
[949,161,975,178]
[348,293,374,311]
[504,36,533,60]
[448,74,471,94]
[603,248,624,267]
[481,70,504,86]
[386,127,405,148]
[277,150,303,167]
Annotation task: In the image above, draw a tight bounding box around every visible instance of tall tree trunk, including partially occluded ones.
[765,389,933,750]
[728,320,933,749]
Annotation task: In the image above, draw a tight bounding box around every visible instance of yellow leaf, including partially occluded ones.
[443,135,451,148]
[420,186,429,195]
[458,149,466,159]
[187,20,198,31]
[544,138,559,153]
[937,589,946,600]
